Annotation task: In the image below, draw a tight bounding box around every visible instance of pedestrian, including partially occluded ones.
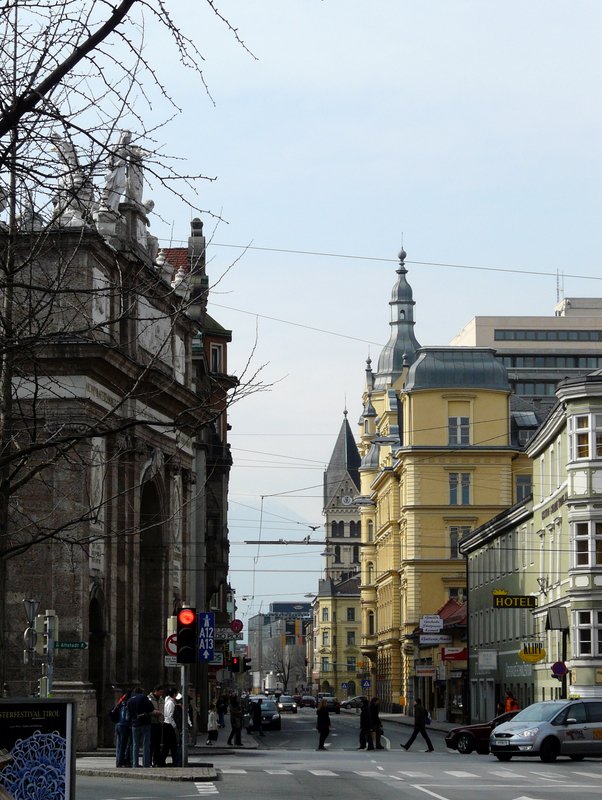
[400,698,434,752]
[316,698,331,750]
[358,697,374,751]
[127,687,154,767]
[504,690,519,712]
[227,696,243,747]
[206,704,219,745]
[148,684,165,767]
[250,699,264,736]
[216,694,228,728]
[161,688,180,766]
[369,697,385,750]
[113,690,132,767]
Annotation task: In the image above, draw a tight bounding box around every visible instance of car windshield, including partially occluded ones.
[279,696,293,702]
[261,701,277,712]
[511,702,567,723]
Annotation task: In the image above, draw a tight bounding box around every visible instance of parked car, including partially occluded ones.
[300,695,316,708]
[490,699,602,762]
[445,711,519,754]
[244,699,282,732]
[277,695,298,713]
[320,696,341,714]
[341,695,368,710]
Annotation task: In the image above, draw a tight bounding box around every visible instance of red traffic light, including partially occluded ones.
[178,608,196,626]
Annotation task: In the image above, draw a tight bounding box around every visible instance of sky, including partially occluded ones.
[137,1,602,629]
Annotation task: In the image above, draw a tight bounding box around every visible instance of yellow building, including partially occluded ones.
[358,250,530,716]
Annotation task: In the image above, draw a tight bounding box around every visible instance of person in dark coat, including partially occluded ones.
[369,697,385,750]
[316,698,331,750]
[401,698,434,752]
[227,696,243,747]
[359,697,374,751]
[128,687,155,767]
[250,699,264,736]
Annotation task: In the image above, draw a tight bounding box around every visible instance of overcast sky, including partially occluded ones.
[142,1,602,628]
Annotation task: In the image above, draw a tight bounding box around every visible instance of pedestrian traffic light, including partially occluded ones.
[228,656,240,672]
[243,657,252,672]
[177,607,197,664]
[34,610,58,657]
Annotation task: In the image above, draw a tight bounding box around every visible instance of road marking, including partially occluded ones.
[444,771,479,778]
[265,769,292,774]
[490,770,518,777]
[572,771,602,778]
[528,771,567,783]
[219,768,247,774]
[354,771,386,777]
[412,786,452,800]
[398,771,430,778]
[308,770,337,776]
[194,785,219,795]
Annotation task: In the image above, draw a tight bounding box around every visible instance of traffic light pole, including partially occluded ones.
[181,664,188,767]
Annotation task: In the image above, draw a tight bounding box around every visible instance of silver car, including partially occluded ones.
[490,699,602,762]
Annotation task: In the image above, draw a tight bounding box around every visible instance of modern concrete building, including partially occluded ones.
[247,602,310,694]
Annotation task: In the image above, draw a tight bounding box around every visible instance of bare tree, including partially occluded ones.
[0,1,266,722]
[265,639,306,694]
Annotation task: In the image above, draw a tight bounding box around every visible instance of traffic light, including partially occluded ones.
[177,607,197,664]
[34,610,58,657]
[243,657,252,673]
[228,656,240,672]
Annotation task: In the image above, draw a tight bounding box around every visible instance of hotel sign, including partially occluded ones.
[493,593,537,609]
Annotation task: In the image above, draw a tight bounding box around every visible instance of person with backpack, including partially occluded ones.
[111,690,131,767]
[400,698,434,752]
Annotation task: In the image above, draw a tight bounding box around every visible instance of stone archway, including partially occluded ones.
[138,480,166,690]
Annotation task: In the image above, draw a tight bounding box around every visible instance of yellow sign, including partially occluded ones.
[518,642,546,663]
[493,594,537,608]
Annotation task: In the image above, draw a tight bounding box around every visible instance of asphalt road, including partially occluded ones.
[75,709,602,800]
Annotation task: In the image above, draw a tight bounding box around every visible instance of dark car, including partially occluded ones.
[277,695,298,713]
[445,711,519,755]
[320,696,341,714]
[341,695,368,710]
[300,695,316,708]
[244,698,282,731]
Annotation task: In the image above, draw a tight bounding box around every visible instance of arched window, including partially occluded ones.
[368,610,375,636]
[367,562,374,583]
[349,521,360,537]
[332,520,344,537]
[367,520,374,542]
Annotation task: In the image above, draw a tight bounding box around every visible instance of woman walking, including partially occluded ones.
[316,698,331,751]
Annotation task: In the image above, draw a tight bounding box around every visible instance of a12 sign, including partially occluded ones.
[198,612,215,661]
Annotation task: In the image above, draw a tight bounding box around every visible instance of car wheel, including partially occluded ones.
[539,737,560,763]
[456,734,474,755]
[495,753,512,761]
[569,755,584,761]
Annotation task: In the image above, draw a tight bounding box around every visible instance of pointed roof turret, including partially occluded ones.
[374,248,421,389]
[323,411,361,507]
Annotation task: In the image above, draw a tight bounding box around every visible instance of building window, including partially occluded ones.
[576,610,602,656]
[321,657,330,672]
[352,544,360,563]
[448,417,470,446]
[210,344,222,373]
[367,521,374,542]
[570,414,602,461]
[334,545,341,563]
[332,520,344,537]
[349,521,361,537]
[572,521,602,568]
[322,608,329,622]
[449,472,470,505]
[346,657,356,672]
[449,587,466,603]
[366,562,374,583]
[347,630,355,646]
[346,607,355,622]
[450,526,471,558]
[516,474,532,502]
[322,631,329,647]
[367,610,375,635]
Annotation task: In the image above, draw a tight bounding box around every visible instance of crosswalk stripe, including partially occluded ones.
[398,771,430,778]
[572,771,602,778]
[308,770,337,776]
[265,769,292,774]
[444,771,479,777]
[194,784,218,794]
[219,768,247,774]
[354,771,386,777]
[490,770,519,777]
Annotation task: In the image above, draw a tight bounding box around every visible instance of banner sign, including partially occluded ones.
[493,594,537,608]
[0,699,76,800]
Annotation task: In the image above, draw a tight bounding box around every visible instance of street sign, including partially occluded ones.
[164,655,177,668]
[164,633,177,657]
[420,615,443,626]
[54,641,87,650]
[422,624,444,633]
[215,627,244,641]
[551,660,568,677]
[341,682,348,689]
[361,679,371,689]
[198,612,215,661]
[419,634,452,644]
[230,619,244,633]
[209,652,224,666]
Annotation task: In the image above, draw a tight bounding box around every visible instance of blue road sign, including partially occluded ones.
[341,682,348,689]
[198,611,215,661]
[361,679,371,689]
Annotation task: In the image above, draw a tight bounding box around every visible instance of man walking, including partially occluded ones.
[358,697,374,751]
[250,699,264,736]
[401,698,434,752]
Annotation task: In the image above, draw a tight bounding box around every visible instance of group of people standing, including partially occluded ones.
[112,685,190,768]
